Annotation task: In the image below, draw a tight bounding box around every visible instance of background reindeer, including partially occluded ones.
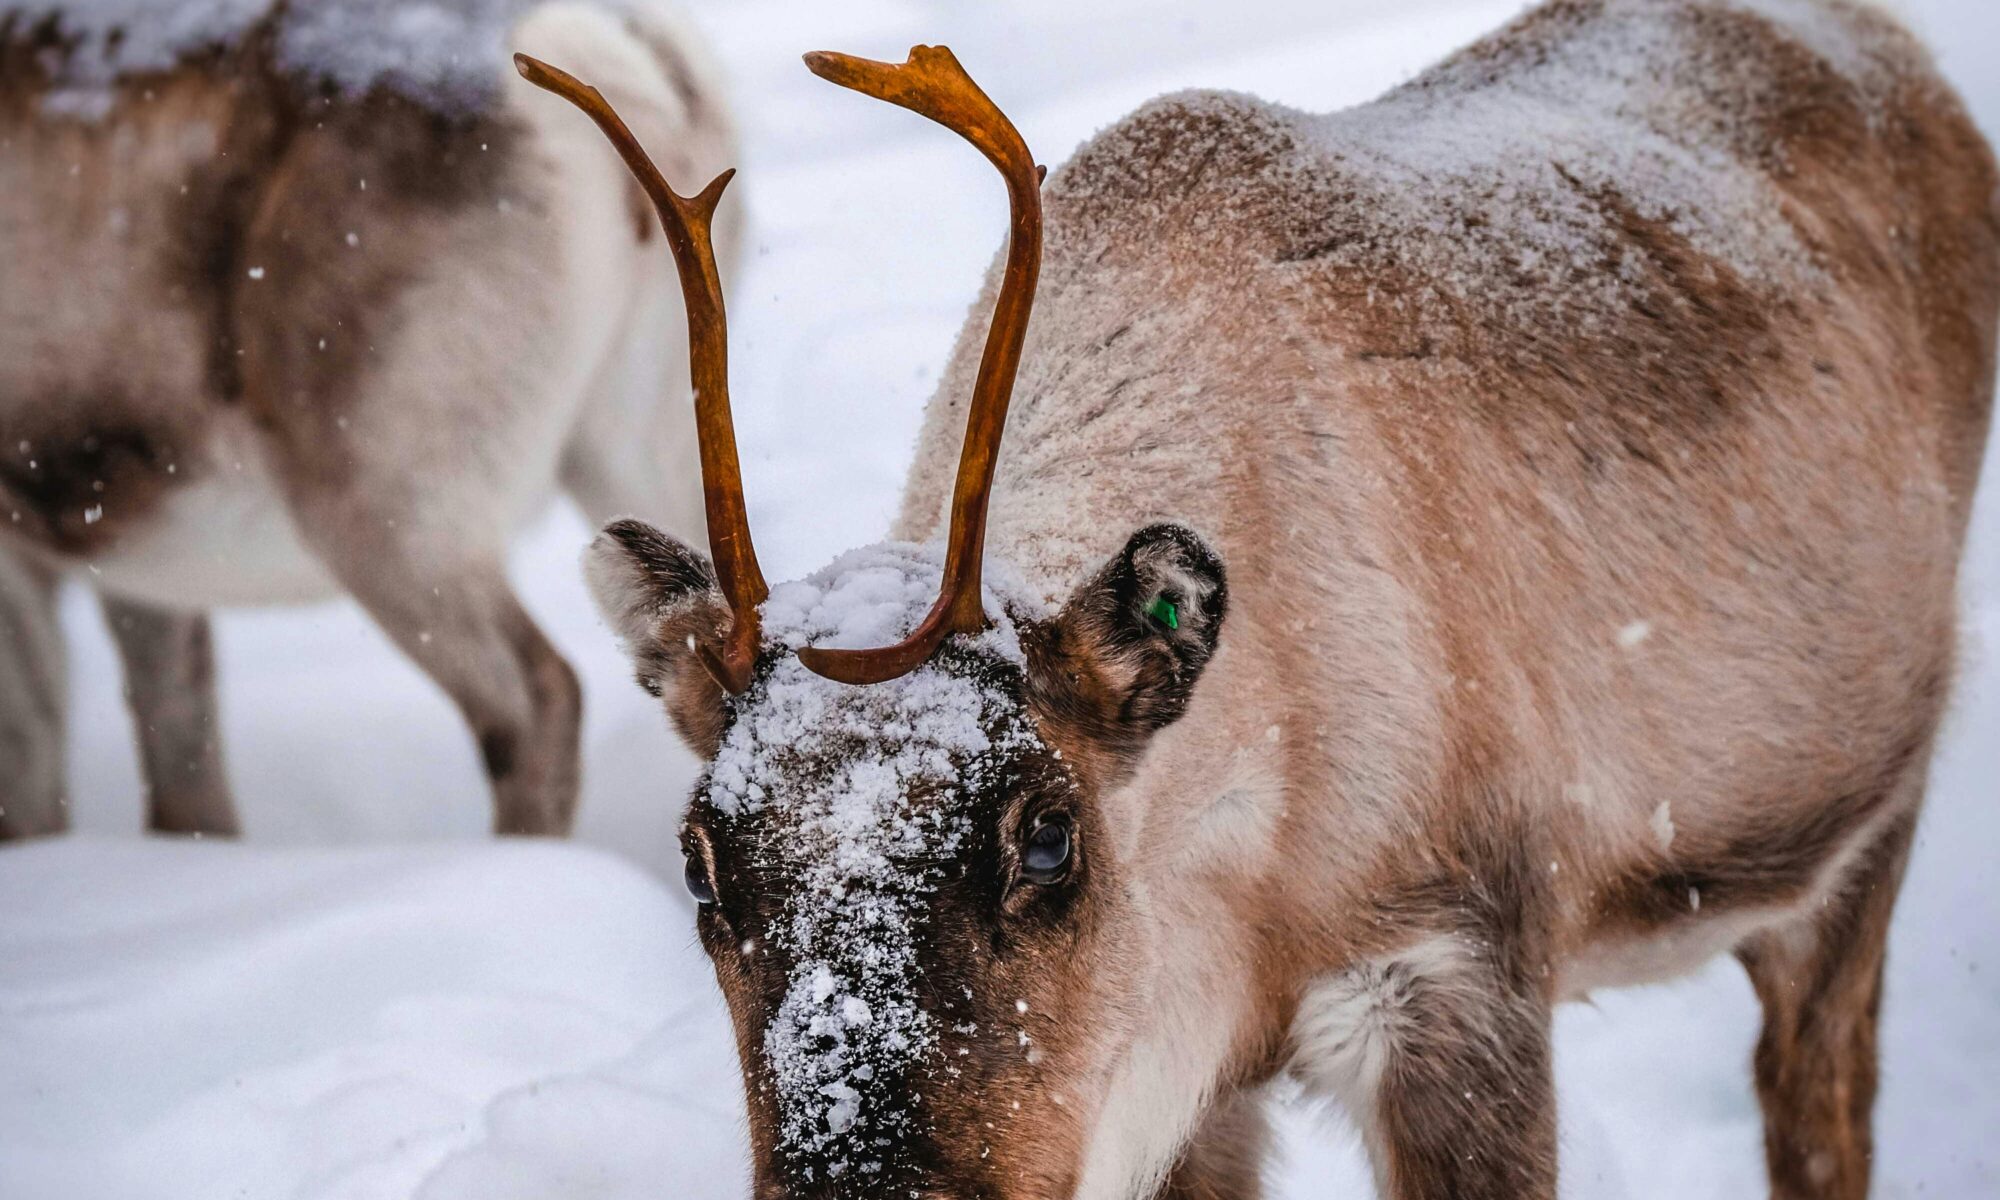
[556,0,1994,1196]
[0,0,733,838]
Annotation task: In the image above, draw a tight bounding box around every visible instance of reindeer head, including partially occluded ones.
[522,47,1229,1199]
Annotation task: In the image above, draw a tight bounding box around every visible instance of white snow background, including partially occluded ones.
[4,0,1998,1196]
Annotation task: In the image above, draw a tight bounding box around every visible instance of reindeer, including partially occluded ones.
[535,0,1996,1194]
[0,0,734,838]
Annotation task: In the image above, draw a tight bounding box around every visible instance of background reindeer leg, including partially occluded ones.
[236,296,584,837]
[288,504,581,837]
[0,545,67,838]
[247,396,585,837]
[229,103,585,837]
[1736,794,1923,1200]
[98,593,236,836]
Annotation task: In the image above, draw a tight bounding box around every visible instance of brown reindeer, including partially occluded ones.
[0,0,735,838]
[543,0,1996,1195]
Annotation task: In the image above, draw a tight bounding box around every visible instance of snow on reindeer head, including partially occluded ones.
[523,45,1229,1199]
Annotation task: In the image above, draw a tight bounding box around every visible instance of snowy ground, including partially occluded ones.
[5,0,1998,1197]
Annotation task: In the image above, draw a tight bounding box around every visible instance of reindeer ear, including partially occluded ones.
[584,518,733,758]
[1026,524,1227,776]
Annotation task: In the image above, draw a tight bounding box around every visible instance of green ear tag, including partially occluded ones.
[1145,596,1180,630]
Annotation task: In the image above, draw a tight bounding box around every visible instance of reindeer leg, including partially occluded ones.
[256,483,583,839]
[288,507,581,836]
[1370,971,1555,1199]
[1736,802,1919,1200]
[1156,1089,1270,1200]
[98,594,237,836]
[1296,926,1557,1200]
[0,546,67,838]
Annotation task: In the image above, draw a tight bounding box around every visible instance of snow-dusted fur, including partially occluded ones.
[581,0,1992,1197]
[0,1,735,835]
[874,0,1997,1197]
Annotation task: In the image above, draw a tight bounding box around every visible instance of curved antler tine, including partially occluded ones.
[516,54,767,694]
[801,46,1037,180]
[795,46,1043,686]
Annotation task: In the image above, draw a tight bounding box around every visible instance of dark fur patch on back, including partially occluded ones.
[0,10,66,92]
[6,14,525,478]
[158,31,298,402]
[222,83,522,483]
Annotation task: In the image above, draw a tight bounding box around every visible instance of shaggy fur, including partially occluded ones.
[880,1,1995,1196]
[588,0,1992,1196]
[0,1,736,837]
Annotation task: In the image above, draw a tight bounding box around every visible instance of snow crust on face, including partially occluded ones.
[17,0,579,114]
[702,542,1042,1178]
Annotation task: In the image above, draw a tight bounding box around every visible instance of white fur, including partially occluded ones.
[1071,759,1335,1200]
[87,422,336,608]
[1175,747,1288,873]
[1285,936,1495,1196]
[1288,935,1488,1119]
[1072,878,1251,1200]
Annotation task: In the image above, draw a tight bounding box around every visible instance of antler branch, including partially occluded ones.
[515,53,768,694]
[795,46,1043,685]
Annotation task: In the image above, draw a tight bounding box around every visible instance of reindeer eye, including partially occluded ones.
[1022,817,1073,884]
[684,854,717,906]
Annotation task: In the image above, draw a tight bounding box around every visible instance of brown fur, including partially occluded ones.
[1736,798,1922,1199]
[590,2,1995,1197]
[1159,1094,1272,1200]
[886,2,1995,1197]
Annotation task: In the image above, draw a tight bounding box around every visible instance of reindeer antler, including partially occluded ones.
[795,45,1044,685]
[515,53,768,694]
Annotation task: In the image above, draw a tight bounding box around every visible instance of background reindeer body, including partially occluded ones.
[0,0,733,836]
[878,1,1994,1196]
